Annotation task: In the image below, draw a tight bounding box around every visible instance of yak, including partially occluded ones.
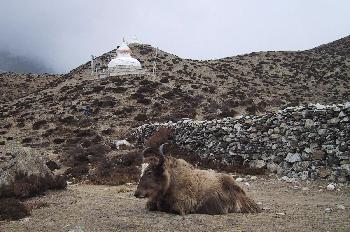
[134,144,261,215]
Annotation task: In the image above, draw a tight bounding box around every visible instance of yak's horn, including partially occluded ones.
[158,143,169,165]
[141,147,152,157]
[159,143,167,157]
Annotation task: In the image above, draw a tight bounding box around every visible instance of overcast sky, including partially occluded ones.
[0,0,349,73]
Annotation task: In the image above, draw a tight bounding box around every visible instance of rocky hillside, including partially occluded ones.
[0,35,349,182]
[0,72,62,102]
[312,35,350,58]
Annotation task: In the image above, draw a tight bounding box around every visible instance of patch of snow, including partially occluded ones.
[114,140,132,149]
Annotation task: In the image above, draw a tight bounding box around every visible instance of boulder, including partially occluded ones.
[0,147,66,198]
[311,149,327,160]
[318,167,332,178]
[249,160,266,169]
[285,153,301,163]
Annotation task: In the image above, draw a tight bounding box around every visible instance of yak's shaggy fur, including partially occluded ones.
[135,154,261,215]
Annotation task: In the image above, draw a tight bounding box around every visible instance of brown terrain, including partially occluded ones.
[0,177,349,231]
[0,36,350,231]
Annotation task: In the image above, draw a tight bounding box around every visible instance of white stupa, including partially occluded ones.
[107,39,143,76]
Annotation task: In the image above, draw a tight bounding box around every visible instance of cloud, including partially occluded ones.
[0,0,349,73]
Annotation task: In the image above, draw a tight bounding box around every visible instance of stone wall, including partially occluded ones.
[134,103,350,182]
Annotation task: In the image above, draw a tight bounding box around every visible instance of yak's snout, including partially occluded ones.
[134,191,147,198]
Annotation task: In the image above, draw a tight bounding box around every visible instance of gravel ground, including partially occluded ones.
[1,176,349,232]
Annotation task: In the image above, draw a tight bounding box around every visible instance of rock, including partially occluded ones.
[292,161,310,172]
[0,147,66,198]
[326,183,336,191]
[46,160,60,171]
[304,119,314,128]
[300,171,309,180]
[235,177,243,182]
[281,176,294,183]
[324,208,333,213]
[339,144,348,152]
[328,118,340,125]
[276,212,286,216]
[267,162,278,173]
[337,175,348,183]
[338,111,346,118]
[250,176,257,180]
[311,150,326,160]
[276,165,284,175]
[285,153,301,163]
[340,164,350,175]
[336,204,345,210]
[271,134,280,139]
[302,187,309,191]
[341,117,349,122]
[318,167,332,178]
[249,160,266,169]
[273,127,280,134]
[314,103,326,110]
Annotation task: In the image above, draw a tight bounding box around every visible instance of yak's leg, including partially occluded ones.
[197,192,228,215]
[146,200,158,211]
[171,204,185,215]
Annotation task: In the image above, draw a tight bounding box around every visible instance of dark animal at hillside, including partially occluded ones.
[134,144,261,215]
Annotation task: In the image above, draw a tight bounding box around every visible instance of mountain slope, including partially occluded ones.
[312,35,350,58]
[0,35,349,181]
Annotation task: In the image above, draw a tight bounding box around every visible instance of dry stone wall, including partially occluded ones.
[135,103,350,182]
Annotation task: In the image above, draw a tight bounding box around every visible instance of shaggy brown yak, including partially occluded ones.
[134,144,261,215]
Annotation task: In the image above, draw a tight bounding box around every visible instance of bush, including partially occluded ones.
[0,198,30,220]
[32,120,48,130]
[134,113,148,121]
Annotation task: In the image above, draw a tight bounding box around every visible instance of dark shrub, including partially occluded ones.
[32,120,48,130]
[0,198,30,220]
[46,160,60,171]
[53,138,65,144]
[11,172,66,198]
[134,113,148,121]
[22,137,33,144]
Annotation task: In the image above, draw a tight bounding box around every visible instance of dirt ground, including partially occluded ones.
[1,175,349,232]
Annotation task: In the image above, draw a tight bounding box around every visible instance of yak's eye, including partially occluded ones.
[146,171,152,175]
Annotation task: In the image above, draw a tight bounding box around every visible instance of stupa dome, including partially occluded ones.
[107,41,141,69]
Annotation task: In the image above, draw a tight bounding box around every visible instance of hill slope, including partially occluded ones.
[0,35,349,180]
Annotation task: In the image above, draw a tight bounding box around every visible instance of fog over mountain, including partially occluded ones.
[0,51,53,74]
[0,0,349,73]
